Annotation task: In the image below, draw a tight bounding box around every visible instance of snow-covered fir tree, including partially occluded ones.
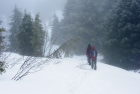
[51,13,61,45]
[102,0,140,69]
[58,0,113,54]
[31,13,45,56]
[9,5,22,53]
[0,20,5,74]
[17,11,34,56]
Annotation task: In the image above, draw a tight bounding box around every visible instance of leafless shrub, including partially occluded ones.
[7,23,79,80]
[12,56,52,81]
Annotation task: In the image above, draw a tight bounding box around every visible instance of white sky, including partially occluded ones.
[0,0,67,27]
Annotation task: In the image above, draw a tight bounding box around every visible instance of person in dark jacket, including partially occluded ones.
[86,44,92,65]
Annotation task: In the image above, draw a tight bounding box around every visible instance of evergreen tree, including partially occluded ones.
[0,20,5,74]
[102,0,140,69]
[9,5,22,52]
[51,13,60,44]
[59,0,106,54]
[0,20,5,54]
[31,13,45,56]
[17,11,33,56]
[59,0,78,44]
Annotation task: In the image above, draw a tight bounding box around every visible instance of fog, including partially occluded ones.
[0,0,67,27]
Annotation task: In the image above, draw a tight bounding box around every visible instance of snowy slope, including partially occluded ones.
[0,53,140,94]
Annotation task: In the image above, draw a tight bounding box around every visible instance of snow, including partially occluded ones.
[0,53,140,94]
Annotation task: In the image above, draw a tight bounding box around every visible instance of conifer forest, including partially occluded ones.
[0,0,140,72]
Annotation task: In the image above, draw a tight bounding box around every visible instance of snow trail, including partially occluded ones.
[0,53,140,94]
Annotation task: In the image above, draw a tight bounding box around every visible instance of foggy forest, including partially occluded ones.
[0,0,140,94]
[0,0,140,77]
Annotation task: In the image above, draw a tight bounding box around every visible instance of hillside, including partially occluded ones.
[0,53,140,94]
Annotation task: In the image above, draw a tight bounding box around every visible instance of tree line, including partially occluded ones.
[51,0,140,70]
[1,0,140,72]
[0,6,46,75]
[0,5,77,76]
[9,6,45,56]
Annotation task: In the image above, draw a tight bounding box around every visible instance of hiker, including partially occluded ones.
[90,46,97,70]
[86,44,92,65]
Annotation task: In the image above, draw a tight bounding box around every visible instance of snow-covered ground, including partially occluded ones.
[0,53,140,94]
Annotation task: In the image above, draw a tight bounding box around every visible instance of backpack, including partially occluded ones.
[90,47,97,59]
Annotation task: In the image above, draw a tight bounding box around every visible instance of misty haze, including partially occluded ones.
[0,0,140,94]
[0,0,67,27]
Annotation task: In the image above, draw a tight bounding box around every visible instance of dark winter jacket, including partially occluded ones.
[86,44,91,56]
